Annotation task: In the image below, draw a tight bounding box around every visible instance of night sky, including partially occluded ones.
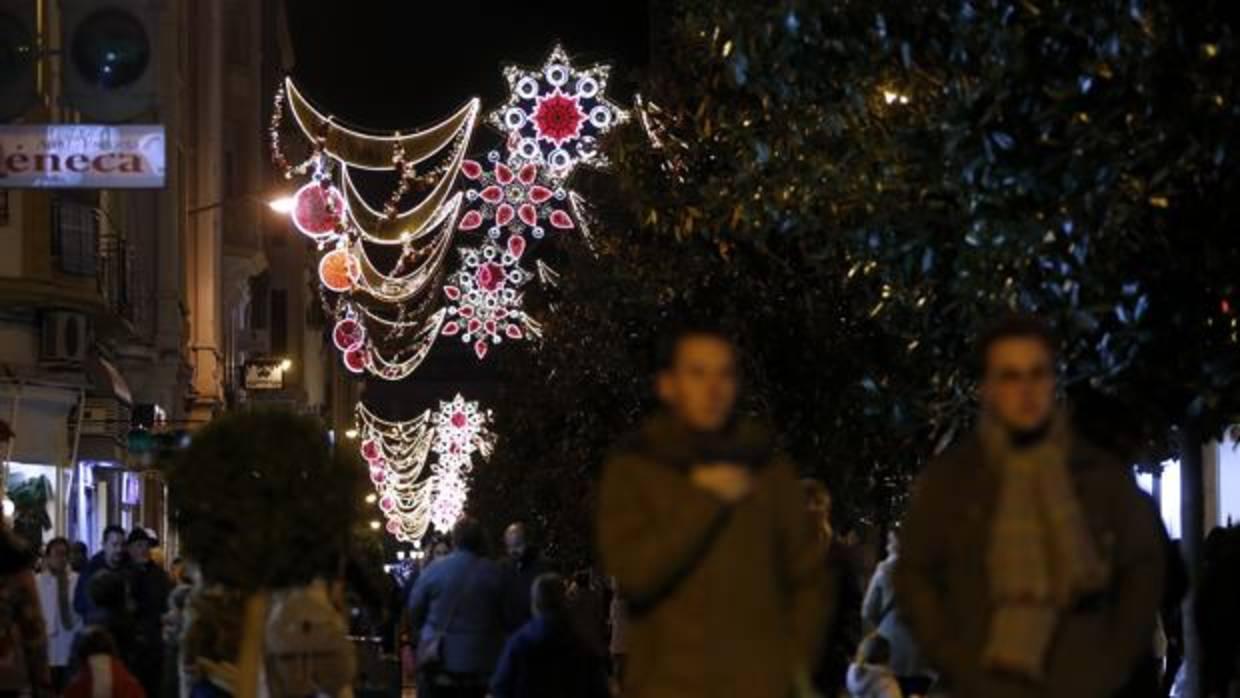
[285,1,650,134]
[283,1,651,417]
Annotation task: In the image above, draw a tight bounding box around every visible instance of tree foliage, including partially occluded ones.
[470,0,1240,566]
[168,410,364,590]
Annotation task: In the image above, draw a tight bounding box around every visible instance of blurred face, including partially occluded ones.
[657,335,738,432]
[70,544,87,570]
[128,540,151,565]
[504,525,527,561]
[431,542,450,561]
[103,532,125,567]
[980,336,1057,433]
[45,543,68,574]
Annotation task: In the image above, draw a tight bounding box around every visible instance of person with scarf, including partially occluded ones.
[36,537,81,692]
[597,324,827,698]
[895,315,1165,698]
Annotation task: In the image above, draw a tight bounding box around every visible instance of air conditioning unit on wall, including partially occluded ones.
[39,311,89,364]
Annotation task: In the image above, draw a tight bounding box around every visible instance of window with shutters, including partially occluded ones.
[51,195,99,276]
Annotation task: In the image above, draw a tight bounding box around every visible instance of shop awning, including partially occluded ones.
[86,356,132,405]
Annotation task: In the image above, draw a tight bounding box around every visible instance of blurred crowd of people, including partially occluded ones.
[0,312,1237,698]
[0,522,193,698]
[397,519,618,698]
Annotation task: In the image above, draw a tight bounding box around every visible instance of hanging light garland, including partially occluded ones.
[356,404,435,543]
[428,394,494,532]
[274,44,626,542]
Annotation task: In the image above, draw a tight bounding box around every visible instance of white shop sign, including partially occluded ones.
[0,124,165,189]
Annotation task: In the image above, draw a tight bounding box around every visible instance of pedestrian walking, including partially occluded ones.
[895,315,1166,698]
[408,517,506,698]
[499,523,554,630]
[862,532,932,697]
[126,528,172,698]
[65,627,147,698]
[489,573,610,698]
[74,526,130,619]
[35,536,81,692]
[804,479,863,697]
[566,569,608,661]
[846,634,902,698]
[597,323,828,698]
[0,523,50,698]
[85,570,140,674]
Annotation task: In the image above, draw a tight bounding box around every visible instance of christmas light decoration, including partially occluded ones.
[355,404,435,543]
[291,180,347,242]
[489,44,629,180]
[273,43,629,541]
[284,77,480,171]
[318,248,359,293]
[360,309,447,381]
[460,151,573,240]
[428,394,494,532]
[441,238,538,359]
[348,195,462,304]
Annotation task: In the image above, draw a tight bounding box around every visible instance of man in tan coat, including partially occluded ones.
[896,315,1164,698]
[597,326,827,698]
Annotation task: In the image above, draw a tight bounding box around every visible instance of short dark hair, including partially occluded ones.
[102,525,126,543]
[531,573,567,615]
[656,321,736,372]
[975,314,1058,375]
[74,626,118,661]
[452,517,486,555]
[44,537,69,557]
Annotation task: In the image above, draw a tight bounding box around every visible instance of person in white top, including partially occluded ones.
[36,536,82,691]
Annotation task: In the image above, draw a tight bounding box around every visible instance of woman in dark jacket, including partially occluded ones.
[803,480,863,697]
[490,573,609,698]
[0,525,49,697]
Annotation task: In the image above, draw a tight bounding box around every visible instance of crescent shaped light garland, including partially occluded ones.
[339,124,473,245]
[356,404,435,542]
[348,194,463,304]
[271,44,628,543]
[356,395,494,540]
[285,77,480,171]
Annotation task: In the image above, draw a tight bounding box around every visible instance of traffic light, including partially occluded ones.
[60,0,159,122]
[127,427,190,468]
[0,0,37,121]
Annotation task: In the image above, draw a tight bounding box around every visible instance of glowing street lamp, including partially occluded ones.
[268,196,296,214]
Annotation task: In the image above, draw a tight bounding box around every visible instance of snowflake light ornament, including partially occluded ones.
[459,152,575,240]
[442,238,534,359]
[489,44,629,180]
[427,395,494,532]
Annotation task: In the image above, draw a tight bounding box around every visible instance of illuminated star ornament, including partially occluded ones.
[273,43,628,542]
[428,395,494,533]
[490,44,629,180]
[442,238,539,359]
[459,151,575,240]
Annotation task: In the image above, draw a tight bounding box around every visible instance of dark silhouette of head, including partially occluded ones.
[452,517,486,555]
[531,573,567,617]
